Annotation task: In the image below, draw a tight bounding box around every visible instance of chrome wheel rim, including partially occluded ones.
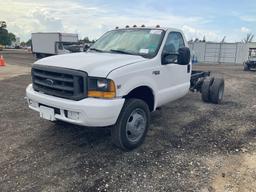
[126,108,146,143]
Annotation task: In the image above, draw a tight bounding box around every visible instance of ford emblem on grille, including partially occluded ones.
[45,79,54,86]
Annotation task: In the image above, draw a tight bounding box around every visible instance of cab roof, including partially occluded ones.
[115,26,183,33]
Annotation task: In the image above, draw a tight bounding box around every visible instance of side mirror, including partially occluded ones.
[161,47,190,65]
[177,47,190,65]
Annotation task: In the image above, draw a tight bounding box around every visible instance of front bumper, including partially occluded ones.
[26,84,125,127]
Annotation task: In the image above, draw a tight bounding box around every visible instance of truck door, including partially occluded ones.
[156,31,191,106]
[56,42,70,55]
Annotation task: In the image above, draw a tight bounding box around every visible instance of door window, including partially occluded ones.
[162,32,185,63]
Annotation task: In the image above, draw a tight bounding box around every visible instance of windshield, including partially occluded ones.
[90,29,165,58]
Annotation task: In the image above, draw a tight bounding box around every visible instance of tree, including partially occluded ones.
[8,33,16,42]
[0,21,17,45]
[79,37,92,44]
[242,33,254,43]
[26,39,32,46]
[20,42,26,47]
[83,37,90,43]
[0,21,7,29]
[194,38,199,42]
[0,28,10,45]
[202,35,206,42]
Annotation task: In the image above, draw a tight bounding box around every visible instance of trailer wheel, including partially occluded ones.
[35,53,40,59]
[209,78,224,104]
[244,63,249,71]
[201,77,214,103]
[111,99,150,151]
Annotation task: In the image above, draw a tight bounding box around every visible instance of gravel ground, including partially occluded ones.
[0,61,256,192]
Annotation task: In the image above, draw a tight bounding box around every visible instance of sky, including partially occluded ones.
[0,0,255,42]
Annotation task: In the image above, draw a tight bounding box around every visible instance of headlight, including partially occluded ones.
[88,77,116,99]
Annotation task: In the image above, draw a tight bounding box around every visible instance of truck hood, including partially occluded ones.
[34,52,147,77]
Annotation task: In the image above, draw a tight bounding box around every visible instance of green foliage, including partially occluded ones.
[26,39,32,46]
[20,42,26,47]
[0,21,7,29]
[0,21,16,45]
[83,37,90,43]
[79,37,95,44]
[0,28,11,45]
[8,33,16,42]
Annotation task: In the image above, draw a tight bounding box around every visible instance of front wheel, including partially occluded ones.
[111,99,150,151]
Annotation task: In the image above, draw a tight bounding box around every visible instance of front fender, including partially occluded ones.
[118,75,156,95]
[114,75,158,109]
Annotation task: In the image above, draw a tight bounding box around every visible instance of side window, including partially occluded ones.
[164,32,185,53]
[162,32,185,63]
[56,42,63,50]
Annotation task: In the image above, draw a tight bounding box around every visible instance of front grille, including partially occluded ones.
[32,65,87,100]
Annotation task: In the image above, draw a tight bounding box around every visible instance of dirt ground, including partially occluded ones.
[0,49,36,66]
[0,49,33,80]
[0,51,256,192]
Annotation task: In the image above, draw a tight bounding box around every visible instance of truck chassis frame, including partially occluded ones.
[190,70,211,92]
[189,70,224,104]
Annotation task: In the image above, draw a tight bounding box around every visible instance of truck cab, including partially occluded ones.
[26,26,224,150]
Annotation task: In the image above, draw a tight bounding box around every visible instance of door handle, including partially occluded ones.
[187,65,191,73]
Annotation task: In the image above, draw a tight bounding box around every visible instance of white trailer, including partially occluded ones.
[31,33,79,59]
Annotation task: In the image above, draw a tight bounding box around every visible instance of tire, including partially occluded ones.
[201,77,214,103]
[244,63,249,71]
[35,53,41,59]
[36,53,44,59]
[209,78,224,104]
[111,99,150,151]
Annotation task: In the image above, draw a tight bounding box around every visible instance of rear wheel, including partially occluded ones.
[201,77,214,103]
[111,99,150,151]
[244,63,249,71]
[209,78,224,104]
[35,53,41,59]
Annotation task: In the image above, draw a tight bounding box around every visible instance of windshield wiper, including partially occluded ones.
[89,48,104,52]
[110,49,136,55]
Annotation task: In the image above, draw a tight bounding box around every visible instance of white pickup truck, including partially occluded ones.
[26,26,224,150]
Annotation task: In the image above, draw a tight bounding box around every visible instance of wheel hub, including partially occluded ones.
[126,108,146,143]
